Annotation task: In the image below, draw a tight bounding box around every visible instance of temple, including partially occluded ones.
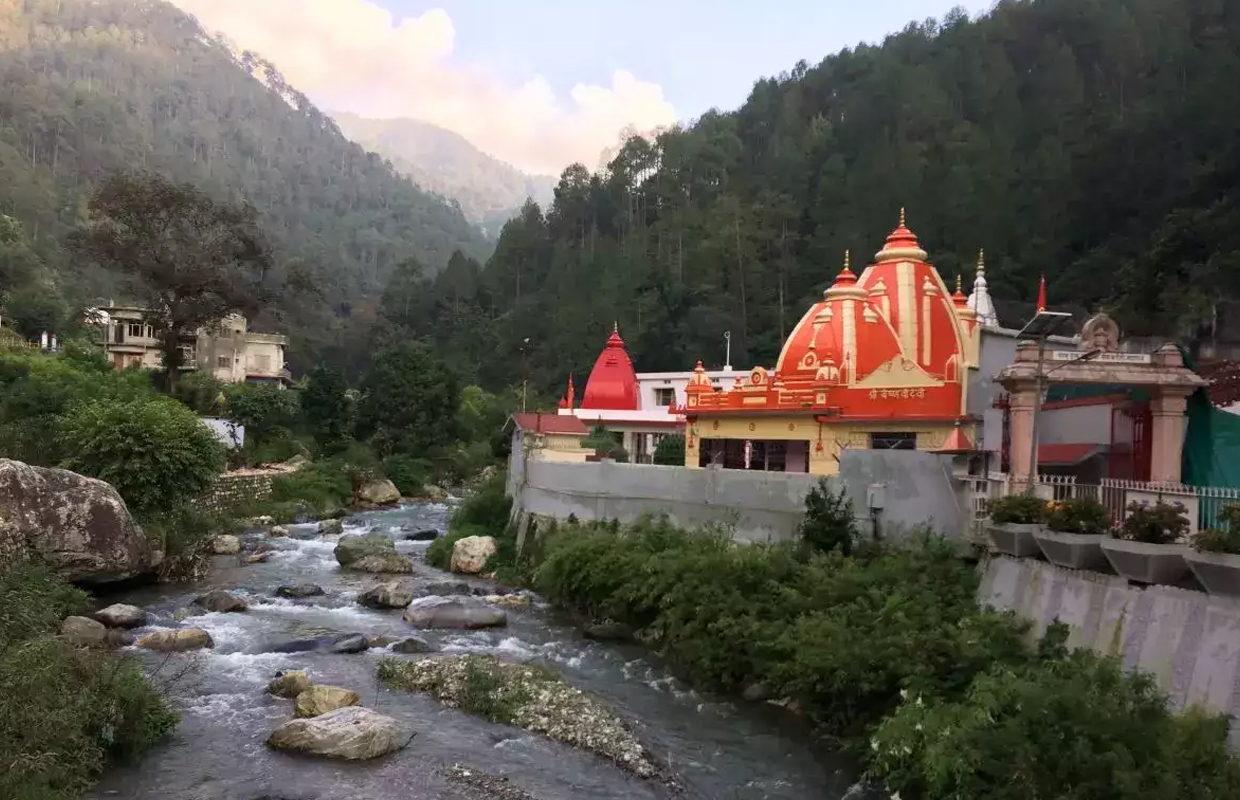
[557,324,745,462]
[674,212,981,475]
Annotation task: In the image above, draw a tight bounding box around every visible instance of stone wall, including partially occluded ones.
[508,445,967,543]
[979,556,1240,744]
[195,471,274,513]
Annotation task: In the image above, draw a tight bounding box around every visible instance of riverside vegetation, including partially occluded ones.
[432,477,1240,799]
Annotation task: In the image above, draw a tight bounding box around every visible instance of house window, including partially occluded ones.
[870,432,917,451]
[127,323,144,339]
[217,355,232,369]
[654,388,675,406]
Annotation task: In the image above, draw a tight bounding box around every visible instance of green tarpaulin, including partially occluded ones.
[1179,346,1240,489]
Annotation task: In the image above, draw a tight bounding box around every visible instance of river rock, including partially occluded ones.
[403,529,439,541]
[93,603,146,629]
[582,621,634,642]
[268,525,290,538]
[356,478,400,506]
[327,633,369,654]
[248,515,276,528]
[137,628,214,652]
[266,706,412,760]
[210,534,241,555]
[244,552,271,564]
[423,580,472,597]
[333,533,395,566]
[61,615,108,647]
[0,459,160,583]
[349,554,415,574]
[742,683,772,702]
[318,519,344,536]
[364,634,398,649]
[276,584,325,598]
[483,593,532,609]
[294,685,361,717]
[449,536,497,574]
[104,629,135,648]
[390,635,433,654]
[402,596,507,630]
[267,670,312,698]
[357,581,415,609]
[421,484,449,501]
[194,590,248,613]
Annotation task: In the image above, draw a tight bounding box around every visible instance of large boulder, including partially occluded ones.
[294,685,361,717]
[402,596,507,630]
[137,628,214,652]
[267,670,312,698]
[318,519,344,536]
[266,706,412,760]
[0,459,159,583]
[211,535,242,555]
[60,615,108,647]
[449,536,497,574]
[390,635,434,654]
[421,580,472,597]
[357,581,415,609]
[349,554,414,574]
[194,590,248,613]
[276,584,325,598]
[333,533,395,566]
[93,603,147,629]
[403,529,439,542]
[356,478,400,506]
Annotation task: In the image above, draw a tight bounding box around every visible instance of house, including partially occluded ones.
[508,413,592,464]
[92,305,291,387]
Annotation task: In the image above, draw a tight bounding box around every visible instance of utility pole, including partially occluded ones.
[521,337,530,412]
[723,330,732,370]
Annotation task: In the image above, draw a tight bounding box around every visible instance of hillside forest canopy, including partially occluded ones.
[1,0,1239,398]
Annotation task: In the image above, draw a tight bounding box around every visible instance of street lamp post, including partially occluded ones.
[521,337,530,413]
[723,331,732,371]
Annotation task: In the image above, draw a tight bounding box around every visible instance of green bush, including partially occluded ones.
[799,479,858,555]
[868,646,1240,800]
[59,397,226,517]
[1115,500,1191,544]
[171,370,225,415]
[425,472,513,572]
[141,504,239,559]
[652,433,685,466]
[383,452,434,496]
[986,493,1047,524]
[269,461,353,513]
[0,563,178,799]
[1045,497,1110,535]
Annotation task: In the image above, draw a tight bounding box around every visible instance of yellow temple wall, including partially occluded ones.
[685,415,961,476]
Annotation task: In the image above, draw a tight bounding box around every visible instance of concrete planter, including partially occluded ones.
[1033,530,1108,572]
[1100,539,1192,585]
[986,522,1045,559]
[1184,550,1240,597]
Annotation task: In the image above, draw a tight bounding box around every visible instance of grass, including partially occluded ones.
[0,562,179,799]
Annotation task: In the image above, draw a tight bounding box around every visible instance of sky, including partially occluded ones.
[170,0,992,176]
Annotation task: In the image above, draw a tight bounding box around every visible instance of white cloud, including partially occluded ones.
[170,0,676,176]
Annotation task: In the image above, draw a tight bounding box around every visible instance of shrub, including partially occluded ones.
[581,425,629,462]
[172,370,225,415]
[1045,497,1110,535]
[426,472,513,571]
[141,504,238,559]
[1193,505,1240,555]
[0,562,178,799]
[987,493,1047,525]
[653,434,686,466]
[799,479,858,555]
[868,647,1240,800]
[222,382,300,459]
[59,397,226,516]
[1115,500,1190,544]
[383,453,434,496]
[269,461,353,513]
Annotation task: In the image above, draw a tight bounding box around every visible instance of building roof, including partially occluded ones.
[579,325,640,411]
[1038,443,1103,466]
[511,413,589,435]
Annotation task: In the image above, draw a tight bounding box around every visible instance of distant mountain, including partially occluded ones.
[0,0,492,372]
[332,113,557,236]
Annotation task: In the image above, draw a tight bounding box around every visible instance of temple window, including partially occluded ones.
[654,388,675,406]
[870,432,917,451]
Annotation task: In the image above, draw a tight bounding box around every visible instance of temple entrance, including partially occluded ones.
[698,439,810,472]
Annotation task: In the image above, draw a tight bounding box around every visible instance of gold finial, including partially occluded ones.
[899,207,906,227]
[977,248,986,274]
[613,321,618,333]
[956,273,963,293]
[843,249,851,270]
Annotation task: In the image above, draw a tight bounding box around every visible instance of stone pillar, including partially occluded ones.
[1149,391,1189,484]
[1008,385,1037,487]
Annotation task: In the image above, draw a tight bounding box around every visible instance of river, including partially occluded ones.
[87,503,863,800]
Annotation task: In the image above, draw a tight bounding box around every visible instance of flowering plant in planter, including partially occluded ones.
[1186,504,1240,596]
[1192,505,1240,555]
[1044,498,1109,535]
[987,494,1047,525]
[1112,501,1190,545]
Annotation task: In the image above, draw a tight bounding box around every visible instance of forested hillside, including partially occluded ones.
[391,0,1240,394]
[0,0,491,369]
[333,113,556,238]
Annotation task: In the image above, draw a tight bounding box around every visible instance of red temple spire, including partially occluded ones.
[1036,274,1047,313]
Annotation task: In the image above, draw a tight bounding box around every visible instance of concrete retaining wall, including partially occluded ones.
[979,556,1240,743]
[509,447,966,543]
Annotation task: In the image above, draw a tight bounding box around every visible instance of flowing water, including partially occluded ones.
[87,503,859,800]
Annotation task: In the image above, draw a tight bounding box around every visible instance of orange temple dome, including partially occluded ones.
[580,324,640,411]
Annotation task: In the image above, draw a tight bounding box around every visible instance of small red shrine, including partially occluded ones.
[675,212,981,475]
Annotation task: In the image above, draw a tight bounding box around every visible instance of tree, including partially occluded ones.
[71,171,277,391]
[356,342,460,457]
[301,364,353,451]
[59,396,226,516]
[652,433,686,466]
[221,383,300,453]
[581,425,629,462]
